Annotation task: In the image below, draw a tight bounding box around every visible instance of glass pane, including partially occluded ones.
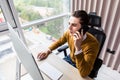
[0,7,5,23]
[23,16,69,47]
[0,34,16,80]
[13,0,70,24]
[0,35,12,58]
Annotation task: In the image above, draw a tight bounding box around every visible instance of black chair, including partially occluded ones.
[87,12,106,78]
[57,12,106,78]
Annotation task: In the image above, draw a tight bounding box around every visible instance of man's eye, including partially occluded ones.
[72,24,76,26]
[73,24,75,26]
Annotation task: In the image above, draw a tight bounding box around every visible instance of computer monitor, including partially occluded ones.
[7,22,44,80]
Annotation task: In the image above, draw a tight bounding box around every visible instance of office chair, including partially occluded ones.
[57,12,106,78]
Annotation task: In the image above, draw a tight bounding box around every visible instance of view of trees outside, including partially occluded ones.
[13,0,70,39]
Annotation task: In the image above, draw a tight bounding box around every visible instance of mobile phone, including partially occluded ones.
[78,26,85,35]
[78,27,83,35]
[78,25,88,35]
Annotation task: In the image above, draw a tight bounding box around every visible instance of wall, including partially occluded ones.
[71,0,120,72]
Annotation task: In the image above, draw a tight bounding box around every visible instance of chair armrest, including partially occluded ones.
[57,45,68,56]
[57,45,68,52]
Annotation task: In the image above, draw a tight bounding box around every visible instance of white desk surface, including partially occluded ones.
[21,46,93,80]
[38,54,92,80]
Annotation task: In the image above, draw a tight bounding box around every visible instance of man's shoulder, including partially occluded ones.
[63,29,70,37]
[85,32,99,45]
[86,32,98,41]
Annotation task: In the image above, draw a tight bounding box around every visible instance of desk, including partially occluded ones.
[21,45,93,80]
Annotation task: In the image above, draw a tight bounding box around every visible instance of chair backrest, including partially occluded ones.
[88,12,106,78]
[88,12,106,57]
[88,28,106,57]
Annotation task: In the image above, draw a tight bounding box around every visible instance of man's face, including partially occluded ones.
[68,16,81,35]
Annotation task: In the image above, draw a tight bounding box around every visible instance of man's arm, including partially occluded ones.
[48,30,69,51]
[37,30,69,60]
[75,43,99,77]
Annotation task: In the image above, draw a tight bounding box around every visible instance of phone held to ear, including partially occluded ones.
[78,26,84,35]
[78,25,89,35]
[78,28,83,35]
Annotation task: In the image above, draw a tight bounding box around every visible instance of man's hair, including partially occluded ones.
[72,10,89,34]
[72,10,89,25]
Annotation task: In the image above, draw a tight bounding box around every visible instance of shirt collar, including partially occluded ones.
[83,34,87,41]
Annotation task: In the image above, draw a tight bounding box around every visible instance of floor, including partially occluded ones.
[95,65,120,80]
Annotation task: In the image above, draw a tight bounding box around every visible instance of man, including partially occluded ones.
[37,10,100,77]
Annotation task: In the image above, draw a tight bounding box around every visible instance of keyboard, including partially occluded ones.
[39,62,63,80]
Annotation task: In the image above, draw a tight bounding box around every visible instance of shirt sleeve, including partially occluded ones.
[48,30,69,51]
[75,43,99,77]
[75,49,82,55]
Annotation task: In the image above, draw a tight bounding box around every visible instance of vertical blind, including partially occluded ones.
[71,0,120,72]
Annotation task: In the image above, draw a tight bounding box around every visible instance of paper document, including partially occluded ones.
[39,62,63,80]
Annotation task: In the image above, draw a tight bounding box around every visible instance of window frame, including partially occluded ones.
[0,0,16,32]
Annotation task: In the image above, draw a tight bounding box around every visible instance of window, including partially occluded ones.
[14,0,70,24]
[0,8,5,23]
[0,34,17,80]
[0,0,16,32]
[0,0,70,79]
[13,0,70,46]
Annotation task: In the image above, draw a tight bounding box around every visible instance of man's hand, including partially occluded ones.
[37,49,51,60]
[73,29,84,51]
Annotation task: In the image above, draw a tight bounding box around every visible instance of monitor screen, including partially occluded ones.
[7,22,44,80]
